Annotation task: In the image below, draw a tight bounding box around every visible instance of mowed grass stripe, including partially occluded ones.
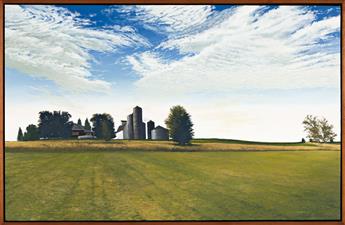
[5,150,340,221]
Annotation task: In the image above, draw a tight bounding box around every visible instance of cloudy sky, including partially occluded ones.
[5,5,341,141]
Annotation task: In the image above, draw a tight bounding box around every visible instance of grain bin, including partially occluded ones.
[151,126,169,140]
[147,120,155,139]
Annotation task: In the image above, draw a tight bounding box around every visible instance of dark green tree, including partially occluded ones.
[90,113,115,140]
[23,124,40,141]
[165,105,194,145]
[17,127,24,141]
[77,118,82,126]
[84,118,91,130]
[38,111,73,139]
[100,120,112,141]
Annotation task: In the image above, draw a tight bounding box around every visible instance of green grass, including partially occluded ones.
[5,141,341,221]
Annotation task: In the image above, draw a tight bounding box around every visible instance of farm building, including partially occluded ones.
[151,126,169,140]
[116,106,169,140]
[71,124,94,138]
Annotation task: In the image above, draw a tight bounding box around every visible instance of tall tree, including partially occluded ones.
[303,115,321,142]
[90,113,115,140]
[319,118,337,143]
[23,124,40,141]
[84,118,91,130]
[17,127,24,141]
[100,120,112,141]
[165,105,194,145]
[77,118,82,126]
[303,115,337,143]
[38,111,73,139]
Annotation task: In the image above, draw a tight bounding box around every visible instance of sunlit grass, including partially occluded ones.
[5,140,341,221]
[5,139,340,152]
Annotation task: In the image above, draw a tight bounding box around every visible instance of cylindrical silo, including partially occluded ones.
[151,126,169,140]
[133,106,143,139]
[121,120,128,139]
[141,122,146,139]
[126,114,134,139]
[147,120,155,139]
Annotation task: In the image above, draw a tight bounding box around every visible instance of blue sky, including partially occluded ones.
[5,5,341,141]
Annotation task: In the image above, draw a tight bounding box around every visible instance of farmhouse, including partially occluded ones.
[71,124,94,138]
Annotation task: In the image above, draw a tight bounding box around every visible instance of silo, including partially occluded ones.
[121,120,128,139]
[151,126,169,140]
[141,122,146,139]
[126,114,134,139]
[147,120,155,139]
[133,106,143,139]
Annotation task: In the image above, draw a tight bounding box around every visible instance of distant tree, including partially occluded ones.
[38,111,73,139]
[319,118,337,143]
[301,138,305,143]
[100,120,112,141]
[23,124,40,141]
[90,113,115,140]
[303,115,322,143]
[303,115,337,143]
[17,127,24,141]
[77,118,82,126]
[165,105,194,145]
[84,118,91,130]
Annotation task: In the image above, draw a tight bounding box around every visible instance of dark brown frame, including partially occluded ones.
[0,0,343,224]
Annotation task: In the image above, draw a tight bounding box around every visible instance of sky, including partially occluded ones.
[5,4,341,141]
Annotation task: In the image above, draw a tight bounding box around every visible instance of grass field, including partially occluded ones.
[5,140,341,221]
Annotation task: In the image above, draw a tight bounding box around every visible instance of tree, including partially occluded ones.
[100,120,112,141]
[165,105,194,145]
[301,138,305,143]
[17,127,24,141]
[90,113,115,140]
[84,118,91,130]
[303,115,337,143]
[77,118,82,126]
[38,111,73,139]
[303,115,321,142]
[319,118,337,143]
[23,124,40,141]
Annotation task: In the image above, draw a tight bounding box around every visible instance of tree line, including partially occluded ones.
[17,111,116,141]
[17,105,195,145]
[16,109,337,144]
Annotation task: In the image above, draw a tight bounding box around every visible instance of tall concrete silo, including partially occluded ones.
[151,126,169,140]
[147,120,155,139]
[125,113,134,139]
[141,122,146,139]
[120,120,128,139]
[133,106,143,139]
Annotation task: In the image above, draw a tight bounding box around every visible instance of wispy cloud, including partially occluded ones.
[5,5,149,93]
[127,6,340,94]
[114,5,214,35]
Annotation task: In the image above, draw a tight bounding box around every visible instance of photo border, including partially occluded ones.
[0,1,343,224]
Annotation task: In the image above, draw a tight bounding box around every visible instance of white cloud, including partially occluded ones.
[127,6,340,94]
[116,5,214,35]
[5,5,149,93]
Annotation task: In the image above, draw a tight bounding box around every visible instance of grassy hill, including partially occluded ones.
[5,140,341,221]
